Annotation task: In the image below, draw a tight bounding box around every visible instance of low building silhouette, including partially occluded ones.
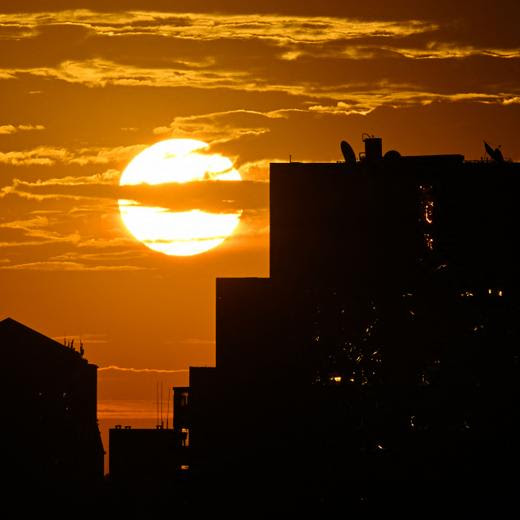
[107,401,189,505]
[0,317,104,492]
[175,137,520,501]
[108,385,190,488]
[109,425,188,484]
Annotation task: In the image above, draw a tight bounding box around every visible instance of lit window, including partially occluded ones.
[181,427,190,447]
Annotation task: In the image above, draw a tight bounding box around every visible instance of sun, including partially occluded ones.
[118,139,241,256]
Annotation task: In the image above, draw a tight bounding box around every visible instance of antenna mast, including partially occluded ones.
[155,382,159,428]
[166,386,171,429]
[160,382,163,429]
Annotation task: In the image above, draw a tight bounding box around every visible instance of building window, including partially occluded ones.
[181,427,190,447]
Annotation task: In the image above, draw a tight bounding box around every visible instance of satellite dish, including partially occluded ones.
[484,141,504,163]
[340,140,356,165]
[384,149,401,161]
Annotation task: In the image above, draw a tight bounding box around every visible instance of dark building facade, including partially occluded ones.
[109,426,187,484]
[175,138,520,499]
[108,388,190,491]
[0,318,104,491]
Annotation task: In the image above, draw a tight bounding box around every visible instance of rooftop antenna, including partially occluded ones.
[166,386,171,429]
[161,382,164,428]
[156,381,159,428]
[160,382,164,429]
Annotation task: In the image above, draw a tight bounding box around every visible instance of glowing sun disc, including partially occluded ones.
[118,139,241,256]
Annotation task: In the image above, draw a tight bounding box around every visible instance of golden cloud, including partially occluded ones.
[1,57,517,117]
[153,108,300,144]
[99,365,189,374]
[0,10,436,43]
[0,261,149,271]
[0,215,81,246]
[383,44,520,60]
[97,399,170,420]
[0,123,44,134]
[307,90,520,116]
[0,144,145,166]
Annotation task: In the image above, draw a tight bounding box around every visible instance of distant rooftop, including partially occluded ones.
[0,317,91,364]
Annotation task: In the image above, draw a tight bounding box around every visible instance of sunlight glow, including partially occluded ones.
[118,139,241,256]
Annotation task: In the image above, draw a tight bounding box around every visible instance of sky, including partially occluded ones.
[1,1,519,433]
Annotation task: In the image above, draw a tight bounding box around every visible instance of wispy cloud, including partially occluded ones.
[178,338,215,346]
[153,108,303,144]
[0,58,251,89]
[0,261,149,271]
[1,10,517,66]
[45,249,147,270]
[99,365,189,374]
[1,56,517,114]
[2,173,269,213]
[97,399,171,420]
[307,90,520,116]
[52,333,108,345]
[0,10,436,43]
[0,123,44,134]
[0,144,144,166]
[381,44,520,60]
[0,215,81,246]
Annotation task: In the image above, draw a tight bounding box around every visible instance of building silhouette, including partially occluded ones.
[174,137,520,502]
[107,387,190,503]
[109,426,187,482]
[0,318,104,494]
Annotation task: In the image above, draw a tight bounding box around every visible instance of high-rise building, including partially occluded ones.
[175,137,520,498]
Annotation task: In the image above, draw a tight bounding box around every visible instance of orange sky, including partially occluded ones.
[1,1,519,427]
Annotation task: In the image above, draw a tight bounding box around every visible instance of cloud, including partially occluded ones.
[153,108,304,144]
[3,170,269,213]
[121,180,269,213]
[16,169,120,186]
[2,54,517,116]
[1,9,518,69]
[0,146,67,166]
[0,170,122,205]
[0,215,81,246]
[49,249,146,265]
[383,44,520,60]
[0,123,44,134]
[307,90,520,116]
[238,158,280,181]
[75,236,137,249]
[97,399,171,420]
[99,365,189,374]
[52,333,108,345]
[153,109,272,142]
[503,97,520,105]
[0,10,436,44]
[0,261,149,271]
[178,338,215,346]
[0,144,144,166]
[0,58,252,89]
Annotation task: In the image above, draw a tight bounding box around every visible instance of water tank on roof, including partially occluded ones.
[363,134,382,161]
